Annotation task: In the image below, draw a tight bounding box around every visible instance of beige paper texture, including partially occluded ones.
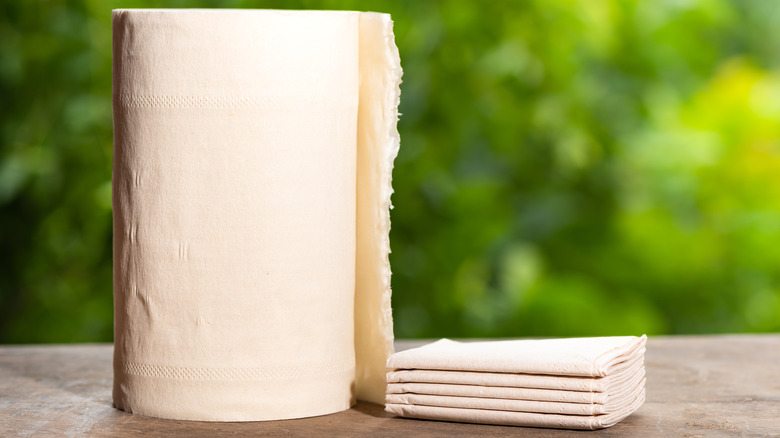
[384,336,646,429]
[386,349,645,392]
[385,388,645,430]
[387,336,647,377]
[112,9,400,422]
[385,375,646,415]
[387,381,610,404]
[385,373,647,407]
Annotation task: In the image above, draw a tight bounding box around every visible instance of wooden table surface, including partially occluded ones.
[1,335,778,437]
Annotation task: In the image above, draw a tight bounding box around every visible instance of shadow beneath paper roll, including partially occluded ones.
[353,401,395,419]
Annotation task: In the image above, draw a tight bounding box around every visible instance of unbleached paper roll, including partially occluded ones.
[111,9,400,421]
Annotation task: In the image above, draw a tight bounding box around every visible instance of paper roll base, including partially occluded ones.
[113,367,356,422]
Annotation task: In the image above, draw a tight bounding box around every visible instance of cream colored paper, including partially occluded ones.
[385,336,646,429]
[389,381,604,404]
[387,335,647,376]
[386,348,645,392]
[385,389,645,430]
[112,9,401,422]
[386,364,645,404]
[385,376,646,415]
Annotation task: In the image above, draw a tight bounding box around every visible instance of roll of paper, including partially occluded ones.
[112,9,401,422]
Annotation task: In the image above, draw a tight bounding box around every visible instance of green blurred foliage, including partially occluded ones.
[1,0,779,343]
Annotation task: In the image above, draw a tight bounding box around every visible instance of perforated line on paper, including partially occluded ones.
[122,359,355,381]
[115,94,353,110]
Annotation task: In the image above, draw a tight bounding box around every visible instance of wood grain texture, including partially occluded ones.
[1,335,778,437]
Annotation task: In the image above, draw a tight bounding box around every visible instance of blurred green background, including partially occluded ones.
[2,0,779,343]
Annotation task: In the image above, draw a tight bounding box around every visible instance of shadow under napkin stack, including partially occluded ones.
[385,335,647,430]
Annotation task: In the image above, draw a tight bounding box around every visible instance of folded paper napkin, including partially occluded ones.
[385,336,647,430]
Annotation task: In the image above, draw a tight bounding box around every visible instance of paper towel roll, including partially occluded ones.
[111,9,400,422]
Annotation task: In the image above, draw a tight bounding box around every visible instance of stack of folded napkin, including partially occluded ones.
[385,335,646,430]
